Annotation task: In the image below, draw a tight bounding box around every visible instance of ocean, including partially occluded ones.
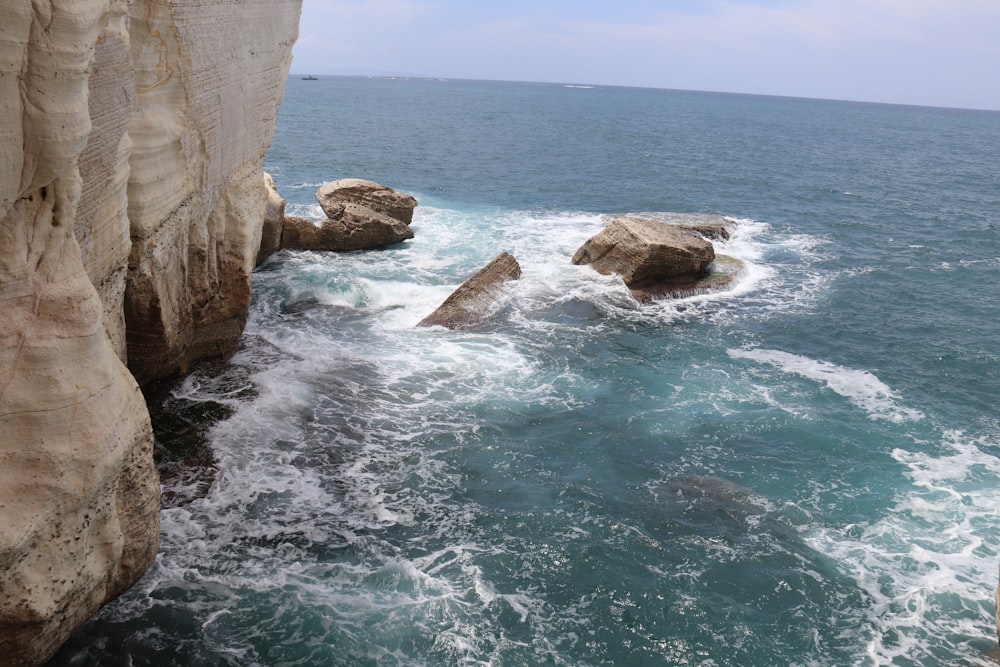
[53,77,1000,665]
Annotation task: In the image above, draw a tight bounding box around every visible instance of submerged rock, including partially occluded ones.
[418,252,522,329]
[316,178,417,224]
[572,215,716,286]
[281,204,414,252]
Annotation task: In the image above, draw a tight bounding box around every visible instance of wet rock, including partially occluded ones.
[418,252,522,329]
[281,203,414,252]
[629,255,746,302]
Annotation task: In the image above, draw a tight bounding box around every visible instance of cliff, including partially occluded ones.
[0,0,301,664]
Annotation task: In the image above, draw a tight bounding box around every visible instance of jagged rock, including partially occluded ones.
[316,178,417,224]
[418,252,522,329]
[257,172,286,266]
[282,203,414,252]
[629,255,745,302]
[572,216,716,287]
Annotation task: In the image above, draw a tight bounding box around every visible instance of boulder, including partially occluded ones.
[418,252,522,329]
[572,216,715,287]
[281,204,414,252]
[316,178,417,224]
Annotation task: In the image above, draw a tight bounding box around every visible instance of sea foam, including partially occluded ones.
[728,348,924,423]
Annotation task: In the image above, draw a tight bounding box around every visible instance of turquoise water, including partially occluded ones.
[55,77,1000,665]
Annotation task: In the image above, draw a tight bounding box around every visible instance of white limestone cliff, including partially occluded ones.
[0,0,301,663]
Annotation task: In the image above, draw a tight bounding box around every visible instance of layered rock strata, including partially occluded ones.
[125,0,302,386]
[0,0,301,663]
[418,252,523,329]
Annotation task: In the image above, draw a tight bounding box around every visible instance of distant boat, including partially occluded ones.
[302,75,318,81]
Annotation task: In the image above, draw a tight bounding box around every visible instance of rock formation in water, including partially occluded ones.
[124,0,301,386]
[317,178,418,224]
[418,252,522,329]
[279,180,417,252]
[572,216,716,284]
[572,214,745,301]
[282,204,414,252]
[0,0,301,663]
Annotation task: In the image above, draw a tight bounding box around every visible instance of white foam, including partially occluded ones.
[728,348,924,423]
[806,429,1000,664]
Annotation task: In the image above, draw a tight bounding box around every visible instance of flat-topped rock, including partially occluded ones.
[572,216,716,286]
[418,252,522,329]
[316,178,417,224]
[603,213,736,241]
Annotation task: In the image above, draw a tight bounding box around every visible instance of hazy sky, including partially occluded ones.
[291,0,1000,110]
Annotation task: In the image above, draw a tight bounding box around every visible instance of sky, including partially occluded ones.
[291,0,1000,110]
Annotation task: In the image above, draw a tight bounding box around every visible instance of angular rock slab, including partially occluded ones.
[571,216,715,286]
[316,178,417,224]
[418,252,522,329]
[281,203,414,252]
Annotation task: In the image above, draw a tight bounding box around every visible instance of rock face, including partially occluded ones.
[317,178,418,224]
[572,216,716,287]
[257,172,287,266]
[418,252,522,329]
[0,0,301,663]
[124,0,302,386]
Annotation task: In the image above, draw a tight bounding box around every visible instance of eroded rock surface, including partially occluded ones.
[418,252,522,329]
[604,213,735,242]
[124,0,301,386]
[629,255,746,302]
[0,0,301,663]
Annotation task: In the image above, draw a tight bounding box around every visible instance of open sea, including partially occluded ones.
[54,77,1000,665]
